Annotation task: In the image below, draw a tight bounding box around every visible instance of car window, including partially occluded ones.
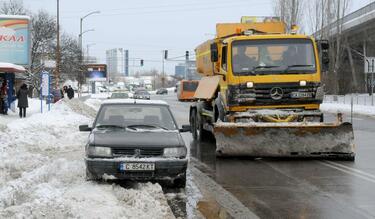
[95,104,177,130]
[111,93,129,98]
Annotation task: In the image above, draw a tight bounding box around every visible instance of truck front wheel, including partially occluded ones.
[191,109,198,140]
[191,109,208,141]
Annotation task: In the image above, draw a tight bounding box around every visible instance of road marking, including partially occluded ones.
[352,117,364,121]
[325,161,375,179]
[320,161,375,183]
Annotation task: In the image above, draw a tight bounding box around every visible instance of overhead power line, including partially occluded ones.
[60,0,272,14]
[62,2,272,18]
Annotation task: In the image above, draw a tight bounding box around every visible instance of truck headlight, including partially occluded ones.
[164,147,187,158]
[246,82,254,88]
[88,146,112,157]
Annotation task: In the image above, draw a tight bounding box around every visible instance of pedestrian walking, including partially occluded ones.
[1,80,8,115]
[67,85,74,99]
[17,83,28,118]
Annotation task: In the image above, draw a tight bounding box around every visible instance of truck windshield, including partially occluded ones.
[232,39,316,75]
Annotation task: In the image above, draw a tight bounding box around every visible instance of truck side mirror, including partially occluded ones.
[318,40,330,72]
[210,43,219,62]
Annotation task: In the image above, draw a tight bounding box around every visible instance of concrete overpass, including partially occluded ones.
[314,2,375,94]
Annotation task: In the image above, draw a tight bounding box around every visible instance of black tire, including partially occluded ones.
[173,172,186,188]
[85,168,99,181]
[191,108,208,141]
[191,109,198,140]
[214,97,226,122]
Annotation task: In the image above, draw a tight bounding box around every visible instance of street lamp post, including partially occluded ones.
[78,11,100,95]
[79,11,100,53]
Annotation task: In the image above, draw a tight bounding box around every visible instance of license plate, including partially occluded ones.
[120,163,155,171]
[290,92,313,98]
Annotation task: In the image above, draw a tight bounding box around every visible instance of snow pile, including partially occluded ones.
[0,99,175,219]
[84,98,103,111]
[321,103,375,117]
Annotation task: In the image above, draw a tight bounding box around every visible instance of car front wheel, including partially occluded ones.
[173,172,186,188]
[85,168,99,181]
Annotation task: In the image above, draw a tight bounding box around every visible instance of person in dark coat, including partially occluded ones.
[67,85,74,99]
[0,80,7,115]
[17,84,29,118]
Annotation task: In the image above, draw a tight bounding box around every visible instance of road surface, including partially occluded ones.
[158,93,375,219]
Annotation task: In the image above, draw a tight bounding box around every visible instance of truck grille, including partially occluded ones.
[253,86,316,100]
[112,148,164,157]
[228,82,321,106]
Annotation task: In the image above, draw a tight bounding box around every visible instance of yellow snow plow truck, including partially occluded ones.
[189,16,355,160]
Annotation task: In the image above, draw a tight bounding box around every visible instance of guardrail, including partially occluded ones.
[324,94,375,106]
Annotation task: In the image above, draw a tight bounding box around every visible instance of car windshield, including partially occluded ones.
[232,39,316,75]
[94,104,177,130]
[111,93,129,99]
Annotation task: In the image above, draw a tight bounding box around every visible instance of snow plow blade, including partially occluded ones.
[214,122,355,160]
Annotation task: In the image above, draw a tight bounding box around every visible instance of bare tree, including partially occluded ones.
[0,0,28,15]
[59,34,81,82]
[273,0,305,31]
[330,0,351,94]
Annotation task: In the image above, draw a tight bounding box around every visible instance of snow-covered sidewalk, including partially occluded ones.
[0,99,175,218]
[321,102,375,117]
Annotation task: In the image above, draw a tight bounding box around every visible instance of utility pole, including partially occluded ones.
[185,51,189,79]
[291,0,296,28]
[56,0,60,87]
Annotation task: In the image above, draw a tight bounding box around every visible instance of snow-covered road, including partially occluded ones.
[0,99,175,218]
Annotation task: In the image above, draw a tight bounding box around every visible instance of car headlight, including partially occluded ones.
[88,146,112,158]
[164,147,187,158]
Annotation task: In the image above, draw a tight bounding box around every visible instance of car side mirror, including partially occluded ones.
[79,125,92,132]
[179,125,191,133]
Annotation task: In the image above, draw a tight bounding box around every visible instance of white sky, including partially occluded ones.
[13,0,375,75]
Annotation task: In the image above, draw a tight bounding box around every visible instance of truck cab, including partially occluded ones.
[218,34,324,112]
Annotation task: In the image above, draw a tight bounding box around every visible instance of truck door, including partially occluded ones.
[220,46,228,104]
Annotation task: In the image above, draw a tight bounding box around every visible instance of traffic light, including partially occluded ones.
[164,50,168,59]
[185,51,189,60]
[140,59,144,66]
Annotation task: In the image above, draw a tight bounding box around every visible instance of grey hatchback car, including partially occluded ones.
[79,99,189,187]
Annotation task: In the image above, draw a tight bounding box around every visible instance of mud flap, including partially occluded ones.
[214,122,355,159]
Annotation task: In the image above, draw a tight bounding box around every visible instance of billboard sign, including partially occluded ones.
[85,64,107,81]
[0,15,31,66]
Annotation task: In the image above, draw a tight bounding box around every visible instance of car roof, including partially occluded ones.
[102,99,168,106]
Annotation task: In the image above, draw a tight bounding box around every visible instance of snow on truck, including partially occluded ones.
[189,16,355,160]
